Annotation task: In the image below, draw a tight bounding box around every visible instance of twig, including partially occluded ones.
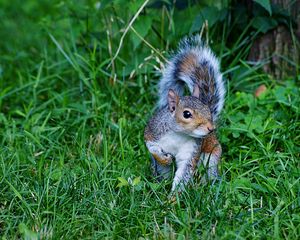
[130,26,168,63]
[107,0,150,69]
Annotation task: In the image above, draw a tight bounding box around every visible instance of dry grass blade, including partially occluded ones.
[107,0,150,69]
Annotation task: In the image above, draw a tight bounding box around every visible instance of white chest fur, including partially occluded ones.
[158,131,198,163]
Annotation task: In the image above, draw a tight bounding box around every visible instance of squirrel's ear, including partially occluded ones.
[168,89,178,112]
[192,84,200,98]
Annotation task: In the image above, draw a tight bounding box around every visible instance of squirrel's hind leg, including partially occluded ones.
[200,133,222,179]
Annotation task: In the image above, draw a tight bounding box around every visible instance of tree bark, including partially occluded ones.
[248,0,300,79]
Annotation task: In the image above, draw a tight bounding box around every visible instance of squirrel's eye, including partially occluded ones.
[183,110,192,119]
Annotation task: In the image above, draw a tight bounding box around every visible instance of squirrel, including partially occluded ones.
[144,36,225,192]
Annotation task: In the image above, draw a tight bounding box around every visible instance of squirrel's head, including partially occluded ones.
[168,86,214,138]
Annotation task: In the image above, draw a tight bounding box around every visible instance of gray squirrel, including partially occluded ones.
[144,36,225,191]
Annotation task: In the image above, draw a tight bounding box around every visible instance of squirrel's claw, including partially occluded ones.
[163,152,174,165]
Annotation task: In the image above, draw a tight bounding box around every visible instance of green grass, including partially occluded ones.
[0,1,299,239]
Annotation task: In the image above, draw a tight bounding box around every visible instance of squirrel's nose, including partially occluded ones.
[207,127,214,133]
[207,123,215,133]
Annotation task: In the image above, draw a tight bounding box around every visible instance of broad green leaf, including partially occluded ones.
[19,223,38,240]
[132,176,141,186]
[129,0,146,13]
[148,182,160,191]
[50,168,62,181]
[173,5,202,36]
[131,15,152,49]
[251,183,268,193]
[117,177,129,188]
[254,0,272,15]
[134,183,143,191]
[190,6,222,33]
[233,177,251,189]
[274,86,287,102]
[245,115,264,133]
[252,16,277,33]
[232,131,240,138]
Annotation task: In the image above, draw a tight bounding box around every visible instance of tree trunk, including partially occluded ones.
[248,0,300,79]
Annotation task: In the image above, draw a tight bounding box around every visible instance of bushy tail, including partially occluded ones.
[158,36,225,121]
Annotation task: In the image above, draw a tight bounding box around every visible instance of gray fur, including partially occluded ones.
[144,107,176,141]
[145,102,204,190]
[171,138,202,191]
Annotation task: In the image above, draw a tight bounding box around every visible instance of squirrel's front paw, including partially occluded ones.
[161,153,174,165]
[152,151,174,166]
